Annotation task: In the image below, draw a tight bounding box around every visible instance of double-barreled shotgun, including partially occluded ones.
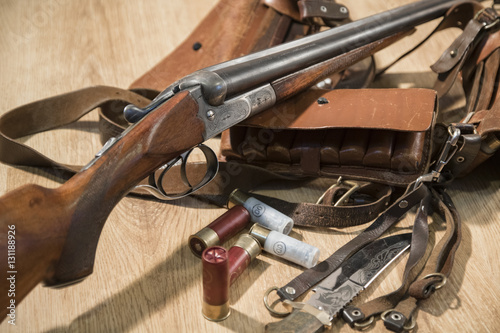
[0,0,469,321]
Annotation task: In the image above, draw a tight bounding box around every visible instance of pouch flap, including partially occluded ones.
[240,88,436,131]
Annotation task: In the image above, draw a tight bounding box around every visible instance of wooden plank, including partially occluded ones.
[0,0,498,332]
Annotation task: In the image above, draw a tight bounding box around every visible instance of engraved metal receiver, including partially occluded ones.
[124,71,277,200]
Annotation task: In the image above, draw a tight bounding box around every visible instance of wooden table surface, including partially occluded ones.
[1,0,499,332]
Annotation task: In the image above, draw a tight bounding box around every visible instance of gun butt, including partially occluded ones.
[0,90,205,322]
[0,184,73,320]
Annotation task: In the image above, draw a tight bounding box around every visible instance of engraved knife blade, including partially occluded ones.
[307,233,412,319]
[265,233,411,333]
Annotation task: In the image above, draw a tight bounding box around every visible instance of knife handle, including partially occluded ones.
[265,310,326,333]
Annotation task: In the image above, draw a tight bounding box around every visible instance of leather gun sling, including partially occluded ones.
[394,190,462,328]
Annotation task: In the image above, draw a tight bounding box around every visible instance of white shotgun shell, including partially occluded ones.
[228,189,293,235]
[250,224,320,269]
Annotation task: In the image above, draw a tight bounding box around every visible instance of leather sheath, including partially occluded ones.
[129,0,352,92]
[130,0,293,92]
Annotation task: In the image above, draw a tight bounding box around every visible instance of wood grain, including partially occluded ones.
[0,0,499,332]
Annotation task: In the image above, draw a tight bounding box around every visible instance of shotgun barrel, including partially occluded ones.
[125,0,463,122]
[211,0,460,97]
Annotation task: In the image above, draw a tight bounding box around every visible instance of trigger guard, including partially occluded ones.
[140,144,219,200]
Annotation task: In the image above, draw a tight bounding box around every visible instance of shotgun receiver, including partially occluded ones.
[0,0,466,320]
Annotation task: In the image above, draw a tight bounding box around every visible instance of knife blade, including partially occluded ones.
[265,233,411,333]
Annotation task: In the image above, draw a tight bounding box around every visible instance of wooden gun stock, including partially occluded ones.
[0,91,203,319]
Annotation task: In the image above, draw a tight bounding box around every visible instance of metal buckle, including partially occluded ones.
[474,7,500,30]
[316,176,362,206]
[415,125,461,188]
[263,288,332,327]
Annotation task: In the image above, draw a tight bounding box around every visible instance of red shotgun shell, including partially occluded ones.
[202,246,230,321]
[228,234,261,285]
[189,205,251,257]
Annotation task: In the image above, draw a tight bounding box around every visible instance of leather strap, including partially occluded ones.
[147,161,394,228]
[342,188,461,332]
[277,183,429,301]
[0,86,151,174]
[432,16,491,97]
[376,1,483,78]
[465,49,500,138]
[407,189,461,299]
[251,182,393,228]
[393,191,461,329]
[297,0,350,24]
[383,189,461,332]
[343,195,433,324]
[447,28,500,176]
[432,7,499,96]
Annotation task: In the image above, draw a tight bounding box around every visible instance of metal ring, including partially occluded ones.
[403,315,416,331]
[423,273,447,290]
[380,309,393,322]
[353,315,374,329]
[263,287,291,317]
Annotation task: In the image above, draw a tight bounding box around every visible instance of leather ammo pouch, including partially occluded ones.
[219,88,437,187]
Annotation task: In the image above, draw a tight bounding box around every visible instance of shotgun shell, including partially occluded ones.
[189,205,251,257]
[250,224,320,269]
[228,189,293,235]
[202,246,230,321]
[228,234,262,285]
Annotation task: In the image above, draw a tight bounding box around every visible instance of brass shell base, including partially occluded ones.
[202,301,231,321]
